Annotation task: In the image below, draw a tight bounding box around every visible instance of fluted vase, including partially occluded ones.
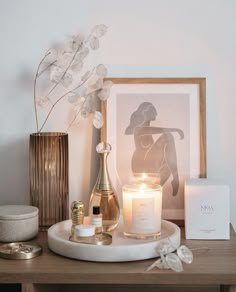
[29,132,69,230]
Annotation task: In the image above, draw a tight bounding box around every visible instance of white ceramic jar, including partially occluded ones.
[0,205,39,242]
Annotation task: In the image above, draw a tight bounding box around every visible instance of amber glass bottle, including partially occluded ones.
[89,142,120,232]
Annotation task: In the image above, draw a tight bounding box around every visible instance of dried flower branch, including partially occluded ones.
[33,50,52,132]
[34,24,111,133]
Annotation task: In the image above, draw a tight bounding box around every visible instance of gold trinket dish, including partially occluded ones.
[0,243,42,260]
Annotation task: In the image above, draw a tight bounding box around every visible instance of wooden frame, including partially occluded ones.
[101,78,206,223]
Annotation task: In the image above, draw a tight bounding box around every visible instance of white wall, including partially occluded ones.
[0,0,236,228]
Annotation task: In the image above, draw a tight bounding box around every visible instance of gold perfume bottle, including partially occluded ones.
[89,142,120,232]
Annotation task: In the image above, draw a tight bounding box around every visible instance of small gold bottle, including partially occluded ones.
[89,142,120,232]
[71,201,84,236]
[91,206,103,234]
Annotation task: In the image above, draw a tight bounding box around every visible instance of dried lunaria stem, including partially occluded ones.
[33,24,112,133]
[34,50,52,133]
[145,243,195,273]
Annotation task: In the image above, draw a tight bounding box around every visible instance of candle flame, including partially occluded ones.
[141,173,147,180]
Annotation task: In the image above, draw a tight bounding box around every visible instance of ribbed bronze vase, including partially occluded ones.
[29,132,69,230]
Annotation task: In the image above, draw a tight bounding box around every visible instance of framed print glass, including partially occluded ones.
[101,78,206,222]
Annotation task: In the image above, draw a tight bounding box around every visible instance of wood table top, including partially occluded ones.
[0,226,236,286]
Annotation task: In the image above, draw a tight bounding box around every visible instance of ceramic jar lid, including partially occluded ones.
[0,205,38,220]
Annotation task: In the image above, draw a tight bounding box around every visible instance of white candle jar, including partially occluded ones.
[122,183,162,239]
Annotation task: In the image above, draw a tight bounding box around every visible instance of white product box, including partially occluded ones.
[184,179,230,240]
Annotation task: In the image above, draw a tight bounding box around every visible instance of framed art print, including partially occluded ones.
[101,78,206,221]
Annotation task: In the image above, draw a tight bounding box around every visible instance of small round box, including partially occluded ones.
[0,205,39,242]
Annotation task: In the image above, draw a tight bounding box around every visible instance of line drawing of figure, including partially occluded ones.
[125,102,184,196]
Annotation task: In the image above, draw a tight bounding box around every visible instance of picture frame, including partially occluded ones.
[101,78,206,223]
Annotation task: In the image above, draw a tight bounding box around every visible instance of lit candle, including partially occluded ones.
[133,172,160,184]
[122,182,162,239]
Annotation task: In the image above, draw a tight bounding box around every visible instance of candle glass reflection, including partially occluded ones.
[122,183,162,239]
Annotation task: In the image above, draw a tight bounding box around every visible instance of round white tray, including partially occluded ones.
[48,219,181,262]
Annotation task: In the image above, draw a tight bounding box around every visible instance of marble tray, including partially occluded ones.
[48,219,181,262]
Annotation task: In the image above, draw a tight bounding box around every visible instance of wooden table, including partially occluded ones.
[0,227,236,292]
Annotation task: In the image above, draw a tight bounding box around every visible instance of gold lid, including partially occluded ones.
[0,243,42,260]
[71,201,84,212]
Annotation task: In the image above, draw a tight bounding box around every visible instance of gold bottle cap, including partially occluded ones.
[0,243,42,260]
[71,201,84,211]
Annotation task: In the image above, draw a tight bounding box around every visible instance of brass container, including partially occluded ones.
[71,201,85,236]
[29,132,69,230]
[0,243,42,260]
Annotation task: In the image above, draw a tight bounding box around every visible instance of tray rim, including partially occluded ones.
[48,219,181,262]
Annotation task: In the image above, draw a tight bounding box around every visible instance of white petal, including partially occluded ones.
[73,96,86,106]
[67,93,78,104]
[61,72,73,87]
[81,71,91,82]
[92,24,108,38]
[98,88,110,101]
[76,47,89,61]
[84,94,96,113]
[95,78,103,89]
[73,106,90,123]
[103,80,113,88]
[93,111,104,129]
[71,60,83,72]
[50,67,63,83]
[76,86,87,97]
[89,36,99,50]
[89,78,103,90]
[36,96,50,108]
[57,51,72,68]
[70,34,83,51]
[96,142,111,153]
[78,96,86,104]
[80,109,90,119]
[165,253,183,273]
[177,245,193,264]
[96,64,107,78]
